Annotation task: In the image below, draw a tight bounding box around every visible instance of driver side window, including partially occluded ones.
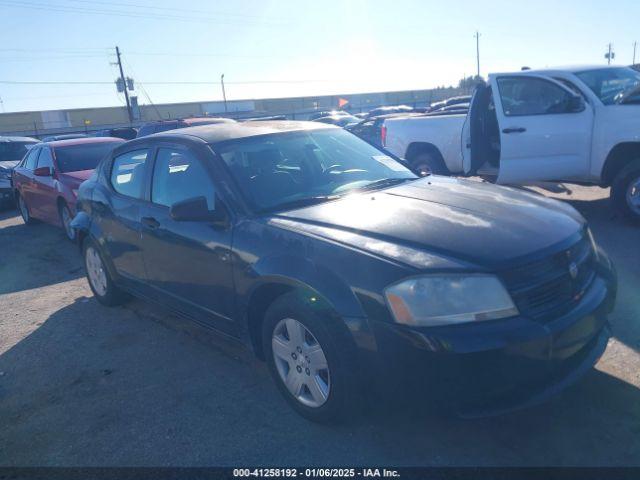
[497,77,572,116]
[151,147,216,210]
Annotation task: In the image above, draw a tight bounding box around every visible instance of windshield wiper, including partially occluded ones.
[356,177,416,192]
[265,195,341,212]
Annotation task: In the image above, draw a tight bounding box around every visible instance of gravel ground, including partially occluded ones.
[0,183,639,467]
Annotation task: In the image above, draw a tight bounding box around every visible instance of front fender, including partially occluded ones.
[248,254,367,319]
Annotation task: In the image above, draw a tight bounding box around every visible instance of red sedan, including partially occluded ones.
[12,137,124,240]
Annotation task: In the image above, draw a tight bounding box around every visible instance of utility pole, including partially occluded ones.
[475,31,481,78]
[605,43,615,65]
[221,74,228,113]
[115,46,133,124]
[634,41,638,65]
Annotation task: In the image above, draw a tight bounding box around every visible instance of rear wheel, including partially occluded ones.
[410,151,447,176]
[83,238,129,306]
[611,159,640,222]
[262,292,358,423]
[58,201,76,241]
[17,193,35,225]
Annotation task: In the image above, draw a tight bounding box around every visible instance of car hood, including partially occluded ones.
[58,169,94,186]
[0,160,20,171]
[274,177,585,270]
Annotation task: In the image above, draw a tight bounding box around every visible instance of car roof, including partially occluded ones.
[42,137,125,148]
[492,65,630,76]
[0,136,39,143]
[149,120,336,144]
[141,117,234,126]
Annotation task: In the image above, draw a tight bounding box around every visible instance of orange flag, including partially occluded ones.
[338,98,349,108]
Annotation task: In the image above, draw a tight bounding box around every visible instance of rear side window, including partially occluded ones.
[497,77,572,116]
[24,147,40,170]
[151,147,215,209]
[110,149,149,199]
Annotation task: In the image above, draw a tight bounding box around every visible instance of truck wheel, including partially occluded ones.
[410,152,447,176]
[611,159,640,222]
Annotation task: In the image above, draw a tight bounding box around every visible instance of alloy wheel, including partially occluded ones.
[85,246,108,297]
[272,317,331,408]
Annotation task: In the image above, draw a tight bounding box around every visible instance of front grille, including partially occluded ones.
[499,236,596,322]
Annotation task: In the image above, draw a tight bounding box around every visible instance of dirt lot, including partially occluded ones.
[0,184,639,467]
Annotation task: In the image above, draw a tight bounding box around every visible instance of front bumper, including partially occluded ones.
[364,265,616,416]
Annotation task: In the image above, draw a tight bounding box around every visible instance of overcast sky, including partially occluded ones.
[0,0,638,113]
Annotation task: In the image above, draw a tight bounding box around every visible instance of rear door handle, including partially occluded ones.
[502,127,526,134]
[141,216,160,229]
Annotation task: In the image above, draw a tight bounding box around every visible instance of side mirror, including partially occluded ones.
[169,196,227,225]
[567,94,585,113]
[33,166,53,177]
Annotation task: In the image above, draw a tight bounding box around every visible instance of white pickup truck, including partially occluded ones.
[383,65,640,220]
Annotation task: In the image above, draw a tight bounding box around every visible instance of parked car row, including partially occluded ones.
[3,119,607,423]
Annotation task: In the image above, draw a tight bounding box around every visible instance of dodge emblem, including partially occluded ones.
[569,262,579,279]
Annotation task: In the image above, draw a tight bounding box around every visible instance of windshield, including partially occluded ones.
[575,67,640,105]
[214,128,416,212]
[54,142,121,173]
[0,141,36,162]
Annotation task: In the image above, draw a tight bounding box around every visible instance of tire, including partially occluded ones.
[58,201,76,242]
[611,159,640,222]
[82,237,129,306]
[410,151,447,176]
[262,292,359,423]
[16,192,35,225]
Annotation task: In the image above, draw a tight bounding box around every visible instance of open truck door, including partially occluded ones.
[462,83,492,175]
[490,74,594,184]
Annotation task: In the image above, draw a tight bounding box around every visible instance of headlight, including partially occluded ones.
[384,274,518,327]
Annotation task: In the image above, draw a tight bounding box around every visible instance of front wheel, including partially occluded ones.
[17,193,35,225]
[83,238,129,306]
[611,159,640,222]
[262,292,359,423]
[58,201,76,241]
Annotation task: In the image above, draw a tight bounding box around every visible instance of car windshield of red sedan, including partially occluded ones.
[54,142,120,173]
[215,128,416,212]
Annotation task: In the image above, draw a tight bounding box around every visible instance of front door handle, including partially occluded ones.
[502,127,526,134]
[141,216,160,229]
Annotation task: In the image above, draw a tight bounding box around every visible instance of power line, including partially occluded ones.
[2,0,286,27]
[61,0,280,21]
[0,79,333,85]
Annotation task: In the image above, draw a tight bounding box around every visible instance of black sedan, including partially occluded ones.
[71,121,617,422]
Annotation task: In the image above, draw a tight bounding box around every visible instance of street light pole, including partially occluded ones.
[221,74,228,113]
